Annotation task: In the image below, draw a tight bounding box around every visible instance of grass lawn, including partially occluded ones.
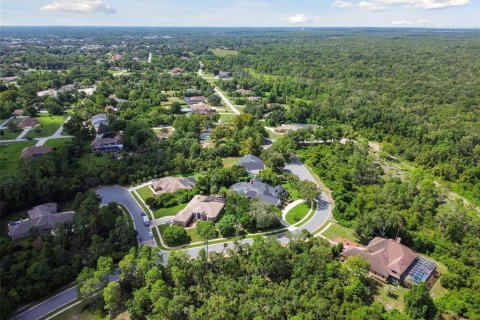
[153,203,187,219]
[322,223,358,242]
[267,130,284,141]
[282,182,301,200]
[0,141,36,177]
[222,157,240,168]
[372,280,409,311]
[44,138,72,148]
[26,113,67,138]
[0,128,21,140]
[285,202,311,224]
[211,48,239,57]
[137,185,154,201]
[186,227,202,243]
[219,113,236,123]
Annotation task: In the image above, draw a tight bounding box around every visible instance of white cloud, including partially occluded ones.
[333,0,470,11]
[287,13,310,24]
[358,1,387,11]
[41,0,116,14]
[391,19,431,25]
[333,0,356,8]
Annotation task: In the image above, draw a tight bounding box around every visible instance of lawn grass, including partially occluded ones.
[222,157,240,168]
[0,141,36,177]
[153,203,187,219]
[137,185,154,201]
[285,202,311,224]
[0,128,21,140]
[267,130,284,141]
[322,223,358,242]
[186,227,202,243]
[372,280,409,312]
[219,113,237,123]
[44,138,72,148]
[26,113,67,138]
[211,48,239,57]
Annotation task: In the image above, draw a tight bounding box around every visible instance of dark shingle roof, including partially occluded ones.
[237,154,265,173]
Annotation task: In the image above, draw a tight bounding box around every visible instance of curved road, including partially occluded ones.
[11,157,331,320]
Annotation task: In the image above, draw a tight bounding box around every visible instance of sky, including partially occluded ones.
[1,0,479,28]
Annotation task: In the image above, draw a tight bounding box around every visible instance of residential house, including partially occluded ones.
[36,89,57,97]
[12,109,25,117]
[217,71,232,80]
[20,146,53,159]
[230,178,288,206]
[273,123,317,133]
[247,96,261,102]
[190,104,216,117]
[341,237,437,284]
[8,203,74,241]
[185,96,207,105]
[171,67,184,74]
[90,113,108,132]
[78,87,96,96]
[237,154,265,175]
[236,88,253,96]
[91,134,123,153]
[152,176,196,194]
[1,76,18,83]
[173,195,225,227]
[17,118,38,128]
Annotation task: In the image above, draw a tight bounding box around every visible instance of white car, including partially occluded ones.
[148,231,153,238]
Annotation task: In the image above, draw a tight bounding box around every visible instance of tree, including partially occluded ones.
[404,282,436,320]
[217,215,236,237]
[103,281,121,319]
[257,168,281,186]
[248,201,281,230]
[196,220,218,264]
[208,93,222,106]
[163,225,188,246]
[296,180,319,204]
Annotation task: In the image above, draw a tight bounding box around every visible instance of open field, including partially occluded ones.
[285,202,310,224]
[211,48,239,57]
[0,141,36,177]
[26,113,67,138]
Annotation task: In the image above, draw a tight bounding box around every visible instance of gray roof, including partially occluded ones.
[237,154,265,173]
[230,178,287,206]
[8,203,74,240]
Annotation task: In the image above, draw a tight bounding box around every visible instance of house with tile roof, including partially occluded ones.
[20,146,53,159]
[8,203,74,241]
[230,178,288,206]
[173,195,225,227]
[152,176,196,194]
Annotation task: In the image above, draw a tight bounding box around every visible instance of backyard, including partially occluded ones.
[0,141,36,177]
[222,157,240,168]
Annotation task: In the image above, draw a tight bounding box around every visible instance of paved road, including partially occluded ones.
[12,157,331,319]
[214,87,241,115]
[95,187,155,246]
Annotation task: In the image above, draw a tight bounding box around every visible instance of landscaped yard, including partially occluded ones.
[44,138,72,148]
[321,223,358,243]
[26,113,67,138]
[0,141,36,177]
[137,184,154,201]
[285,202,311,224]
[219,113,237,123]
[153,203,187,219]
[222,157,240,168]
[372,280,409,311]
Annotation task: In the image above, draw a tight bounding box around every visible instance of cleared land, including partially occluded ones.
[0,141,36,177]
[211,48,239,57]
[321,223,358,242]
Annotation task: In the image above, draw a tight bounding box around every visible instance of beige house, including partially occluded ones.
[173,195,225,227]
[152,177,196,194]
